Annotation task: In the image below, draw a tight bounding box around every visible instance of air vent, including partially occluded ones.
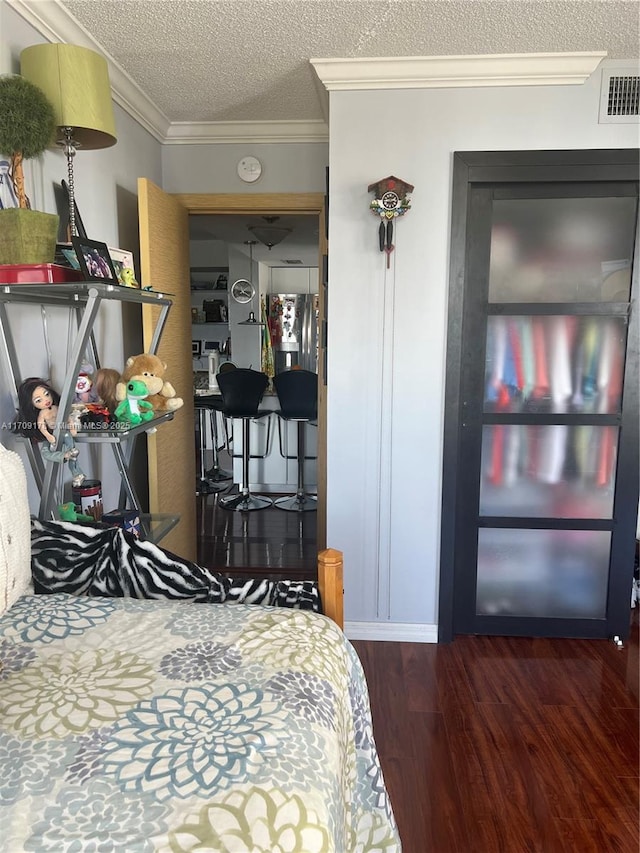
[283,259,303,265]
[599,63,639,123]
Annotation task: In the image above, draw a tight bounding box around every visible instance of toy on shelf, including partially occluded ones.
[114,378,155,426]
[69,402,88,429]
[79,402,111,428]
[115,353,183,413]
[14,377,85,487]
[58,502,93,523]
[74,363,98,404]
[95,367,121,416]
[120,267,139,288]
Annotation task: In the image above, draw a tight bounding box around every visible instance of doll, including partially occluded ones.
[95,367,121,415]
[15,377,85,487]
[74,365,98,404]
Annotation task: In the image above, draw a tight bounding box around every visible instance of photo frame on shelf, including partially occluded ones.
[55,242,81,269]
[53,180,88,241]
[72,237,118,283]
[108,247,137,287]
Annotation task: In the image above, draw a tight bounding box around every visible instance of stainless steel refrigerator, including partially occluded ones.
[268,293,319,373]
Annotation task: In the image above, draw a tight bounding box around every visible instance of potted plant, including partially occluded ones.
[0,73,59,265]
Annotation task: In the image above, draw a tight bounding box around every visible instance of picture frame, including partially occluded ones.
[54,180,88,241]
[72,237,118,283]
[54,242,81,270]
[108,247,136,286]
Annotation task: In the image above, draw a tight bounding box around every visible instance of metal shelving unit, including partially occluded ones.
[0,280,178,543]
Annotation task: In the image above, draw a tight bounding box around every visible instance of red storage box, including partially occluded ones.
[0,263,84,284]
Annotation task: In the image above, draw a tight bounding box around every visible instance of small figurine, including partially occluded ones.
[15,377,85,487]
[114,378,155,426]
[120,267,139,288]
[74,364,98,404]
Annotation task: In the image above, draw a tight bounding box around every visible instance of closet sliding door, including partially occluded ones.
[440,150,639,641]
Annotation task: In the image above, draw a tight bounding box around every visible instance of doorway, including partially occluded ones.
[174,192,328,549]
[438,150,639,642]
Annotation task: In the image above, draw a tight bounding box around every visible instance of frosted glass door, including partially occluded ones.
[488,197,635,303]
[445,153,639,640]
[476,528,611,618]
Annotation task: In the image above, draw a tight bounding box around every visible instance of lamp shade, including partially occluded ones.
[248,225,292,250]
[20,43,116,149]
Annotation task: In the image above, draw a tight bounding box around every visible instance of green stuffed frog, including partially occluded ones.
[58,502,93,523]
[114,379,154,426]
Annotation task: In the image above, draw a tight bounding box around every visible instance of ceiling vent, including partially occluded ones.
[599,62,639,123]
[283,259,303,265]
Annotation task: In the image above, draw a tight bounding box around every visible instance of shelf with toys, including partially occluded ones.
[0,278,180,543]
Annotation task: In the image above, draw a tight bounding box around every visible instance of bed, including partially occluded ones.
[0,446,400,852]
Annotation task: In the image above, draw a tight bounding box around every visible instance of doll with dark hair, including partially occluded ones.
[15,377,85,487]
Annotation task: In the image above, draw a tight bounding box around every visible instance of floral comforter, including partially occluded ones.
[0,594,400,852]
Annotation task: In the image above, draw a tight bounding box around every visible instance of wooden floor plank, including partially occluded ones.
[197,495,640,852]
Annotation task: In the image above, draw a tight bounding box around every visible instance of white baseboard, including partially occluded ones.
[344,621,438,643]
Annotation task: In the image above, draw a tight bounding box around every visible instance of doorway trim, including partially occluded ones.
[173,192,328,547]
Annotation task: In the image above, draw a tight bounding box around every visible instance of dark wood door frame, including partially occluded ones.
[438,149,640,643]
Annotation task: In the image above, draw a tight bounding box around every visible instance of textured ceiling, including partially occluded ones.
[32,0,637,262]
[58,0,640,124]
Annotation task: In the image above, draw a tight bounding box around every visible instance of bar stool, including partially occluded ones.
[194,394,232,495]
[273,369,318,512]
[217,368,273,512]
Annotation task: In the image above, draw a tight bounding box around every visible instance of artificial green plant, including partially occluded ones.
[0,74,56,209]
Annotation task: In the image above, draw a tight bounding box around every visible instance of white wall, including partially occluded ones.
[1,3,163,513]
[3,0,637,631]
[326,68,639,634]
[162,142,328,193]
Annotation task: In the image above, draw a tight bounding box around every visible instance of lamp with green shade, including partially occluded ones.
[20,43,117,237]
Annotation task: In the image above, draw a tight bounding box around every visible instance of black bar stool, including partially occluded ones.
[217,368,273,511]
[194,395,232,495]
[273,369,318,512]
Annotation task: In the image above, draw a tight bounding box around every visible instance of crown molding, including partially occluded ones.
[8,3,606,143]
[164,120,329,145]
[8,0,328,144]
[310,52,607,91]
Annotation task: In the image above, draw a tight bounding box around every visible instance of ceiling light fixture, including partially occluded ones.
[248,216,292,250]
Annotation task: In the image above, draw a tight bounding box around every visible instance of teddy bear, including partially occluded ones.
[115,353,184,413]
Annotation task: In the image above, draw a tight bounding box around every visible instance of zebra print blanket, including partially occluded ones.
[30,518,320,611]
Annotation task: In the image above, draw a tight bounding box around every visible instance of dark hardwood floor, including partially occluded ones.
[195,491,317,579]
[195,474,639,852]
[354,612,639,853]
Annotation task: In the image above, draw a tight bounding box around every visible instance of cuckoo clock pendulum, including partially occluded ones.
[368,176,413,268]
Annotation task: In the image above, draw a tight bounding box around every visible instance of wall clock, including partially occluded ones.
[231,278,255,303]
[237,156,262,183]
[368,175,414,268]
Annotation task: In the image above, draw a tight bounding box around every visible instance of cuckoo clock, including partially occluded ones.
[368,176,414,267]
